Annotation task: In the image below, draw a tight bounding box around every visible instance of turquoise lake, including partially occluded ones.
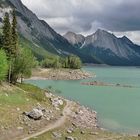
[25,66,140,134]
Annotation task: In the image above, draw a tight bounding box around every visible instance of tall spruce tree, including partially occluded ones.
[2,11,19,83]
[11,9,18,57]
[2,12,12,57]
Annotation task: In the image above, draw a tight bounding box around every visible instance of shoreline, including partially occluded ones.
[29,68,94,80]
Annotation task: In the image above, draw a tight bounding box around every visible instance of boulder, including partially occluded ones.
[52,132,62,138]
[65,136,75,140]
[51,97,64,107]
[26,109,43,120]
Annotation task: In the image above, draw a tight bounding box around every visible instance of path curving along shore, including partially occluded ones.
[21,100,73,140]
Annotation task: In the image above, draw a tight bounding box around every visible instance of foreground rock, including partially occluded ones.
[24,108,43,120]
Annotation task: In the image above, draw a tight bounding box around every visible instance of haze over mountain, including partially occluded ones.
[0,0,140,66]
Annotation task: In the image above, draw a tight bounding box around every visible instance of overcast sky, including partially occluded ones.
[21,0,140,44]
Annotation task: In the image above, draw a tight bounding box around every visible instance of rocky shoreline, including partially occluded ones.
[20,92,98,140]
[45,92,98,130]
[30,68,94,80]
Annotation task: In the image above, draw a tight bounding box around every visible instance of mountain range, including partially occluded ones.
[64,30,140,65]
[0,0,140,66]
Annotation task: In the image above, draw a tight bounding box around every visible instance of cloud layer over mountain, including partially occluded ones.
[21,0,140,44]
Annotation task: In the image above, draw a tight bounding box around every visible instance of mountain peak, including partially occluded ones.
[121,35,133,45]
[63,31,85,46]
[94,29,115,37]
[96,29,106,33]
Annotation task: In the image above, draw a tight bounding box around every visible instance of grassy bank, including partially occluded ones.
[0,83,64,140]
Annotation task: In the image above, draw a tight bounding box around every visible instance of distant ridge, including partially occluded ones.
[64,29,140,65]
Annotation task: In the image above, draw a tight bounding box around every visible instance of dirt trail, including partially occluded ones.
[21,100,73,140]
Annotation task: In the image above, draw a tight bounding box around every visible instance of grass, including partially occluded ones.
[17,83,47,102]
[0,83,50,127]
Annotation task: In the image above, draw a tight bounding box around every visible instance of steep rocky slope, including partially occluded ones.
[64,29,140,65]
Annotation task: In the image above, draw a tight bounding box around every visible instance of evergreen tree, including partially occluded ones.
[2,12,12,57]
[2,11,19,83]
[11,9,18,57]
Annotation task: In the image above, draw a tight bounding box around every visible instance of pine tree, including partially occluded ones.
[2,12,12,57]
[2,11,19,83]
[11,9,18,57]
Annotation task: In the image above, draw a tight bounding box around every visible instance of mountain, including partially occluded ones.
[63,32,85,48]
[0,0,140,66]
[64,29,140,65]
[0,0,81,60]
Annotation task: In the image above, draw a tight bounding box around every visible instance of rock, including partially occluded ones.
[51,97,64,107]
[55,107,60,111]
[65,136,75,140]
[72,122,77,127]
[17,126,24,130]
[81,131,85,134]
[28,130,33,134]
[46,117,50,121]
[90,132,98,135]
[25,109,43,120]
[67,129,73,134]
[138,134,140,137]
[52,132,62,138]
[16,108,20,111]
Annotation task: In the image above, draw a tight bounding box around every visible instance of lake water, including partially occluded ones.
[25,66,140,134]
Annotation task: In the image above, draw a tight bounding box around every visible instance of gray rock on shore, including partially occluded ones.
[24,108,43,120]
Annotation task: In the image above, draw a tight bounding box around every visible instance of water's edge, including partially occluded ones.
[25,66,140,134]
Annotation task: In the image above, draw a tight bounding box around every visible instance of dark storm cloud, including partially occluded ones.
[21,0,140,38]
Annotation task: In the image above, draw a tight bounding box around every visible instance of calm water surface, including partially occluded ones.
[25,66,140,134]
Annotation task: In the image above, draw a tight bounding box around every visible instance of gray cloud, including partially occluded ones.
[21,0,140,44]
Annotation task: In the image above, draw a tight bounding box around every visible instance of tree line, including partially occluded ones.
[0,10,36,83]
[41,55,82,69]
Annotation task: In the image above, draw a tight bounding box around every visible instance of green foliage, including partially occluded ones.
[0,49,8,81]
[2,11,19,83]
[41,56,62,69]
[65,55,82,69]
[2,12,12,57]
[41,55,82,69]
[11,10,18,57]
[12,48,37,83]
